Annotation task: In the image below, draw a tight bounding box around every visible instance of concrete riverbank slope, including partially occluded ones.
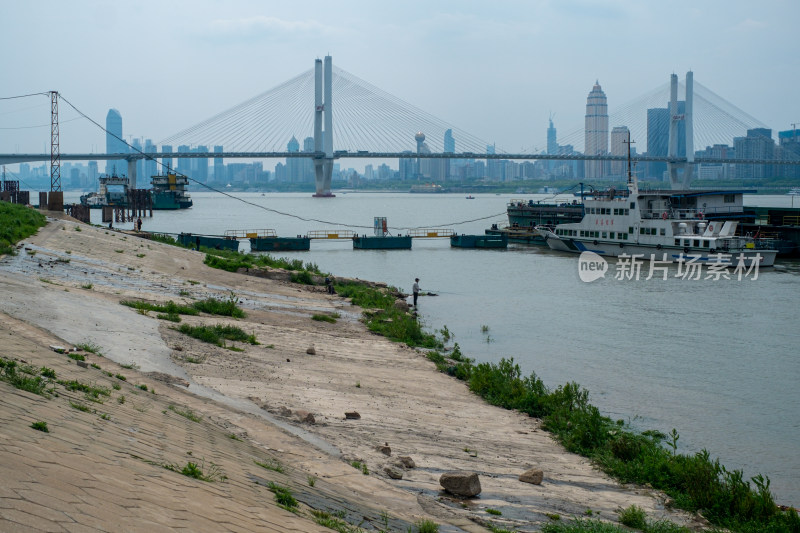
[0,215,701,532]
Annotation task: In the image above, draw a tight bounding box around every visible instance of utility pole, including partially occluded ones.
[49,91,61,192]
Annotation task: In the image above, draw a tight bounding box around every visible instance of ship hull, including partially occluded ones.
[249,237,311,251]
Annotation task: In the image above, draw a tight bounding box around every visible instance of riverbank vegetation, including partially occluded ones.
[334,281,441,349]
[425,349,800,532]
[0,201,46,255]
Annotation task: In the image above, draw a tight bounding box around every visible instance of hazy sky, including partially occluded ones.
[1,0,797,157]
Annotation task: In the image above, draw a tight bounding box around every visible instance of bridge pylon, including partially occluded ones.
[668,71,694,190]
[313,55,335,197]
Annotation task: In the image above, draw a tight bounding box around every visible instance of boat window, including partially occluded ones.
[622,233,628,240]
[660,228,666,236]
[628,227,634,234]
[613,209,618,215]
[630,202,635,209]
[651,228,657,235]
[724,194,735,203]
[694,240,700,247]
[675,239,681,246]
[625,209,630,215]
[602,232,607,239]
[702,241,709,247]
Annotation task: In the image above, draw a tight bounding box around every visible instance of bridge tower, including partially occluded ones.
[668,71,694,189]
[313,55,335,197]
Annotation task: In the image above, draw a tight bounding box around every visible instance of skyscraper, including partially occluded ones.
[547,118,557,156]
[610,126,630,177]
[213,146,224,183]
[444,129,455,153]
[286,136,301,182]
[584,82,608,179]
[105,109,126,175]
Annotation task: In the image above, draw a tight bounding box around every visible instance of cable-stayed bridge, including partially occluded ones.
[1,56,798,195]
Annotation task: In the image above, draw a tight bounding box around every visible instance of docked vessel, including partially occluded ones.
[151,173,193,209]
[352,216,412,250]
[485,198,585,244]
[536,149,778,267]
[79,174,129,208]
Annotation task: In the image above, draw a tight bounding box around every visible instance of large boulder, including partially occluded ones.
[439,471,481,497]
[519,468,544,485]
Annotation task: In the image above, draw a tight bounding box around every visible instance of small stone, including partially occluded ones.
[76,360,89,368]
[295,410,316,424]
[519,468,544,485]
[384,467,403,479]
[306,346,316,355]
[440,471,481,497]
[278,406,292,417]
[344,411,361,420]
[286,358,291,362]
[378,444,391,456]
[397,456,416,469]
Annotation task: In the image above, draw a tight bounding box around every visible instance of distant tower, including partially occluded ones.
[547,117,557,155]
[584,81,608,179]
[415,132,426,179]
[105,109,126,175]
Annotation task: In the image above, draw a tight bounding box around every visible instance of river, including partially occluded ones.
[65,189,800,505]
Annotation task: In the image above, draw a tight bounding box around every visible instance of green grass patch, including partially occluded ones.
[191,294,246,318]
[80,283,93,289]
[121,299,199,316]
[74,341,103,355]
[0,201,46,255]
[267,482,297,510]
[30,421,49,433]
[414,519,439,533]
[0,358,52,396]
[162,460,226,482]
[57,379,111,402]
[168,404,201,422]
[254,458,284,473]
[486,508,501,516]
[175,323,258,347]
[350,460,369,475]
[202,249,322,285]
[69,401,92,413]
[309,509,364,533]
[67,352,86,362]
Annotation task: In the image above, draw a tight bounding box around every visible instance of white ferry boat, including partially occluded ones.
[536,155,777,268]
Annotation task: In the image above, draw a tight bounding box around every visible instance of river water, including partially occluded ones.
[67,190,800,505]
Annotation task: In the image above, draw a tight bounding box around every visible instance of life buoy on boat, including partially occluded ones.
[656,244,662,250]
[662,211,668,220]
[698,212,704,220]
[593,240,599,246]
[708,224,713,232]
[684,247,690,254]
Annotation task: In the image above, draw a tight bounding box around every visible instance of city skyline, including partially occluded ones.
[1,0,797,161]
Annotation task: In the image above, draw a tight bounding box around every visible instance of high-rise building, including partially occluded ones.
[610,126,630,177]
[88,161,98,188]
[213,146,224,183]
[647,108,669,179]
[778,128,800,179]
[195,145,209,183]
[547,118,557,156]
[734,128,774,179]
[302,137,315,182]
[444,129,455,153]
[286,136,301,182]
[105,109,126,175]
[161,145,173,174]
[177,145,191,176]
[144,139,157,181]
[584,82,608,179]
[131,138,143,185]
[398,151,414,180]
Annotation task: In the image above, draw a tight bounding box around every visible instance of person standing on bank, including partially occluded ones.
[412,278,420,307]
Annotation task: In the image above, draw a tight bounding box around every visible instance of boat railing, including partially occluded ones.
[641,206,747,220]
[224,229,277,239]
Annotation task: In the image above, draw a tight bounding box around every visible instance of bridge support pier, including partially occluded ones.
[127,158,137,190]
[313,55,335,197]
